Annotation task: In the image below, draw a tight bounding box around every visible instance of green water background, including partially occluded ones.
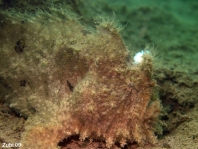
[79,0,198,72]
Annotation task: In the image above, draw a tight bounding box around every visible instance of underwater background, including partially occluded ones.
[0,0,198,149]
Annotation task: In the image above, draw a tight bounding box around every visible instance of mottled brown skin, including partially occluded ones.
[0,8,161,149]
[59,32,161,147]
